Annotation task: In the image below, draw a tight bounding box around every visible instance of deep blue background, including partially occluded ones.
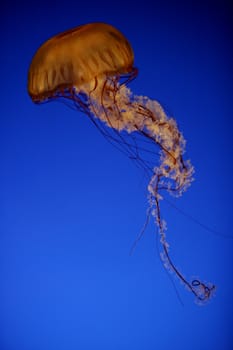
[1,1,233,349]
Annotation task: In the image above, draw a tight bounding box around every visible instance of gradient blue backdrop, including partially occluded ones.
[1,1,233,349]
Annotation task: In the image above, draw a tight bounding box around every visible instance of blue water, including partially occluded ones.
[1,1,232,349]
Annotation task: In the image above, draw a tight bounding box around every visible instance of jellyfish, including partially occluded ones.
[28,22,215,303]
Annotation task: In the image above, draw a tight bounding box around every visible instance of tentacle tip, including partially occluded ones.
[191,279,216,305]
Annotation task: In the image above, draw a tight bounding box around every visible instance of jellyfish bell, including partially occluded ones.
[28,22,215,304]
[28,22,137,103]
